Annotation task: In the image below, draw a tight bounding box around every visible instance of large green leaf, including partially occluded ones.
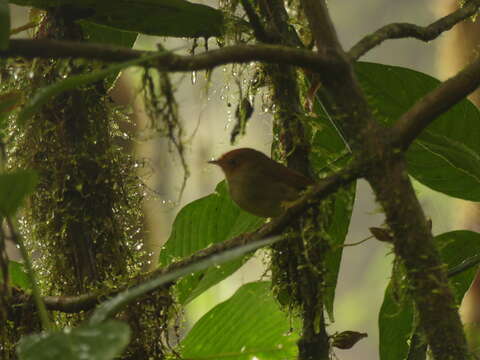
[79,21,137,48]
[0,170,38,217]
[355,62,480,201]
[17,320,130,360]
[0,0,9,50]
[324,183,355,322]
[378,283,414,360]
[9,0,225,38]
[181,281,299,360]
[307,96,356,322]
[159,181,263,304]
[436,231,480,303]
[378,230,480,359]
[79,21,138,89]
[311,62,480,200]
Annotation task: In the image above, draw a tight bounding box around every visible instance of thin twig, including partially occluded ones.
[348,0,480,60]
[343,235,372,247]
[10,21,38,35]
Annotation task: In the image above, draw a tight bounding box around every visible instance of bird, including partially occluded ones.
[209,148,313,217]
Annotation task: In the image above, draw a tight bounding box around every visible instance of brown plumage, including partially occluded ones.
[209,148,313,217]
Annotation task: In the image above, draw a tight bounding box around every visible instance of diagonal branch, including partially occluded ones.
[393,56,480,150]
[14,163,361,313]
[301,0,470,359]
[240,0,271,42]
[349,0,480,60]
[300,0,374,150]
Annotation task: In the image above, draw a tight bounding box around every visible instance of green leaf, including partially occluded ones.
[324,183,355,322]
[181,281,300,360]
[378,283,414,360]
[355,62,480,201]
[9,260,31,289]
[436,230,480,303]
[464,323,480,356]
[9,0,225,38]
[78,21,138,89]
[17,52,164,125]
[17,320,130,360]
[159,181,263,304]
[307,97,356,322]
[306,113,350,172]
[0,170,38,217]
[0,0,10,50]
[79,21,137,47]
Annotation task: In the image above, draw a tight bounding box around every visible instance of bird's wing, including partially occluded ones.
[262,160,314,190]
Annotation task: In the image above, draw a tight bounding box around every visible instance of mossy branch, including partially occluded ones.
[300,0,470,358]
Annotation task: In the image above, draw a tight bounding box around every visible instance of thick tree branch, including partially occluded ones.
[366,160,468,360]
[393,56,480,149]
[349,0,480,60]
[255,2,330,359]
[300,0,375,150]
[301,0,469,359]
[240,0,271,42]
[1,39,338,73]
[15,164,360,313]
[298,0,342,56]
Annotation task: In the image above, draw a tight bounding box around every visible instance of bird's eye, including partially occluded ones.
[228,159,237,166]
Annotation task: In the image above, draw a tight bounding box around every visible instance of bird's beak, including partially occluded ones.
[208,159,219,165]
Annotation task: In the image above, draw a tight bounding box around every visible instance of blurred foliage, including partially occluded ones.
[8,0,225,37]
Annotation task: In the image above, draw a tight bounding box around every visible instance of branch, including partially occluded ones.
[300,0,374,150]
[15,164,360,313]
[301,0,470,358]
[393,56,480,150]
[240,0,271,42]
[348,0,480,60]
[1,39,338,73]
[298,0,343,56]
